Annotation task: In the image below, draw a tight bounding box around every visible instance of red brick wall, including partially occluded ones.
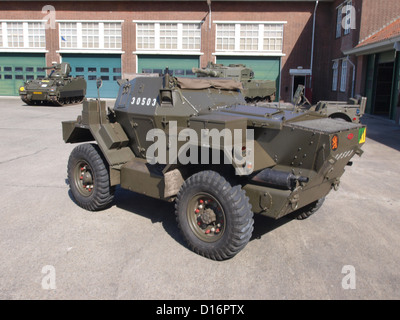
[359,0,400,43]
[0,1,333,102]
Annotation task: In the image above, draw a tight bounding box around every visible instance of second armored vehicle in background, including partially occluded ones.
[193,62,276,103]
[19,62,86,106]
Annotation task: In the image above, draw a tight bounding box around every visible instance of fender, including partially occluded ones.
[62,99,135,185]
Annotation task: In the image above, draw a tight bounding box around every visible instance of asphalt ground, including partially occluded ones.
[0,96,399,300]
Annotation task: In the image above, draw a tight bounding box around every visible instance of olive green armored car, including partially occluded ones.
[193,62,276,102]
[19,62,86,106]
[62,71,367,260]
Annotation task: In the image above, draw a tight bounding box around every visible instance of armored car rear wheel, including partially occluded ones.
[295,197,325,220]
[175,171,254,260]
[67,143,114,211]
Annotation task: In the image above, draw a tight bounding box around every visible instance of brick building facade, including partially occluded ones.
[0,0,399,120]
[0,0,331,100]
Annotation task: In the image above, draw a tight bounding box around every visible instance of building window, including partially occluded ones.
[81,22,99,49]
[7,22,24,48]
[336,0,353,38]
[136,23,155,49]
[0,21,46,49]
[343,0,352,35]
[216,22,284,53]
[332,60,339,91]
[60,22,77,48]
[136,22,201,51]
[263,24,284,51]
[104,23,122,49]
[182,23,201,50]
[59,21,122,50]
[340,60,348,92]
[159,23,178,50]
[28,22,46,48]
[336,6,342,38]
[240,24,259,51]
[216,24,235,51]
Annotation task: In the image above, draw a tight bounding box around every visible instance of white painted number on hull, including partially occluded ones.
[131,97,157,106]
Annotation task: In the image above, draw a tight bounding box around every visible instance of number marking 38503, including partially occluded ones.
[131,97,157,107]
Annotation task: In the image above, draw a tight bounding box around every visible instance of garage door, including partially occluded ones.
[138,55,199,77]
[62,54,121,98]
[216,56,281,101]
[0,53,46,96]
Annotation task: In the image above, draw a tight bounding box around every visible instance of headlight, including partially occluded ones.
[20,87,25,91]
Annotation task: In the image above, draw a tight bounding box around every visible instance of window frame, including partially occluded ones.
[336,0,353,38]
[332,60,339,91]
[340,59,348,92]
[215,21,285,54]
[0,21,46,49]
[135,21,202,52]
[343,0,352,36]
[58,20,123,52]
[336,5,342,39]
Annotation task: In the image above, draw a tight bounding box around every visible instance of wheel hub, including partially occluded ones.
[200,208,216,225]
[76,163,94,194]
[82,171,93,185]
[189,195,225,241]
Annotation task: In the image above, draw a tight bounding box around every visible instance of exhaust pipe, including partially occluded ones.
[252,168,309,190]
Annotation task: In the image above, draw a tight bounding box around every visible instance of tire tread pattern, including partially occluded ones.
[67,143,114,211]
[175,170,254,260]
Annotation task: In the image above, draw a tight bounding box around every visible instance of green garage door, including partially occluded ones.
[216,56,281,101]
[62,54,121,98]
[0,53,46,96]
[138,55,199,77]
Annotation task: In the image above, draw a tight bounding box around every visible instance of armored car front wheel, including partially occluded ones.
[67,143,114,211]
[175,171,254,260]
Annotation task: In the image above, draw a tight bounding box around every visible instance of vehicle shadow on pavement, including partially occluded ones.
[113,187,298,245]
[113,187,186,247]
[250,213,295,241]
[67,184,301,247]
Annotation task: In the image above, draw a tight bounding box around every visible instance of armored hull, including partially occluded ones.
[62,73,366,260]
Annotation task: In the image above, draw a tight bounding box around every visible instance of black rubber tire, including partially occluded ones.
[295,197,325,220]
[67,143,114,211]
[175,170,254,260]
[329,115,351,122]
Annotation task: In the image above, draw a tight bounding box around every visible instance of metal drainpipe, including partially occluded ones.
[346,55,356,98]
[207,0,212,30]
[310,1,319,77]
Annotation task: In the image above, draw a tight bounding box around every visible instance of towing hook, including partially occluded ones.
[332,179,340,191]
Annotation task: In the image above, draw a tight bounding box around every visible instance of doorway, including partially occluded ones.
[373,62,394,116]
[293,75,306,99]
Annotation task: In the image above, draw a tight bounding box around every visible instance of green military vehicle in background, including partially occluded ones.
[19,62,86,106]
[193,61,276,103]
[62,70,367,260]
